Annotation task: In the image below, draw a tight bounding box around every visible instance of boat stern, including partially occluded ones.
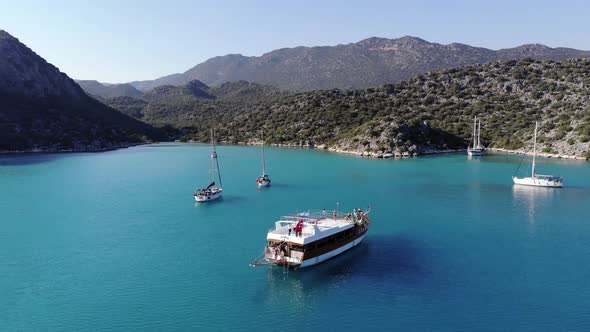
[250,244,302,269]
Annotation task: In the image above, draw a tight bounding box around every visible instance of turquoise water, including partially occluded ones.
[2,144,590,331]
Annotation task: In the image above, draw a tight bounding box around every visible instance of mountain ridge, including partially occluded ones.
[76,80,143,99]
[126,36,590,91]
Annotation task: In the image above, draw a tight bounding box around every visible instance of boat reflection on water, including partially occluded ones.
[261,235,425,310]
[261,243,366,310]
[511,185,557,224]
[467,154,484,162]
[263,268,307,311]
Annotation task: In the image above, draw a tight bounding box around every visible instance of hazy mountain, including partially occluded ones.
[496,44,590,60]
[129,73,192,92]
[127,36,590,92]
[76,79,143,99]
[0,30,162,152]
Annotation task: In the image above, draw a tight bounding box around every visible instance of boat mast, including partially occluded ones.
[472,116,477,149]
[532,122,537,178]
[261,130,267,177]
[477,119,481,148]
[210,129,223,187]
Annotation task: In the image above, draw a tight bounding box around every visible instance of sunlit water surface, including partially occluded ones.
[1,144,590,330]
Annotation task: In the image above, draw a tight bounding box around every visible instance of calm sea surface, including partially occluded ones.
[1,144,590,331]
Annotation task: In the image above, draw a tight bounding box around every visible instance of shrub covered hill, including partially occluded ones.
[107,80,287,124]
[108,58,590,158]
[0,30,164,152]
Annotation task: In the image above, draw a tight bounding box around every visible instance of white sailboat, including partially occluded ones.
[194,129,224,202]
[467,116,484,156]
[256,130,271,187]
[512,122,563,188]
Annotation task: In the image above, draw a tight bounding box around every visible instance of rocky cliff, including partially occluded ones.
[0,30,162,152]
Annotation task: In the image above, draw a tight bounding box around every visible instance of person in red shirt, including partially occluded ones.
[295,220,304,236]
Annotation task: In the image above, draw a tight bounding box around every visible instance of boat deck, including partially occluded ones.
[266,211,358,244]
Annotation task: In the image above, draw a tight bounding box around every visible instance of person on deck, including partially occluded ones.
[295,220,304,237]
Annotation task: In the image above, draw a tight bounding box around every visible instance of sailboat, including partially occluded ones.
[256,130,271,187]
[512,121,563,188]
[467,116,484,156]
[194,129,224,202]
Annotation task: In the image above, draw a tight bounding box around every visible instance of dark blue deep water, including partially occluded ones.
[1,144,590,330]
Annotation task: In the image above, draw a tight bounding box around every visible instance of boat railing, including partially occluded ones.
[267,209,367,236]
[268,225,316,238]
[535,174,563,180]
[281,210,350,222]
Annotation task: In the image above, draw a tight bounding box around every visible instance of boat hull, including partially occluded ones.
[299,233,366,268]
[512,176,562,188]
[257,180,271,187]
[467,148,484,156]
[194,190,223,202]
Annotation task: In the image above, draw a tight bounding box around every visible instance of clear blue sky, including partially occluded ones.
[2,0,589,83]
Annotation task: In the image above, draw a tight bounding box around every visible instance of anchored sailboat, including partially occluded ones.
[467,116,484,156]
[512,122,563,188]
[256,130,271,187]
[194,129,224,202]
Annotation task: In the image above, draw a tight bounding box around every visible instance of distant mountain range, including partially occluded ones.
[75,80,143,99]
[123,36,590,92]
[0,30,162,152]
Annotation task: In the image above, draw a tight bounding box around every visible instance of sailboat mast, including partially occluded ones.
[209,129,215,183]
[473,116,477,149]
[210,129,223,187]
[532,122,537,177]
[477,119,481,148]
[261,130,266,176]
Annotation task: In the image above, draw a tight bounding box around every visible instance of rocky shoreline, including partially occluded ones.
[0,142,147,154]
[486,148,588,161]
[232,140,466,158]
[236,141,589,161]
[4,140,588,162]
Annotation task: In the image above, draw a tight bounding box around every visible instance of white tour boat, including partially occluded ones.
[512,121,563,188]
[467,115,484,156]
[194,129,224,202]
[250,207,371,269]
[256,130,271,187]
